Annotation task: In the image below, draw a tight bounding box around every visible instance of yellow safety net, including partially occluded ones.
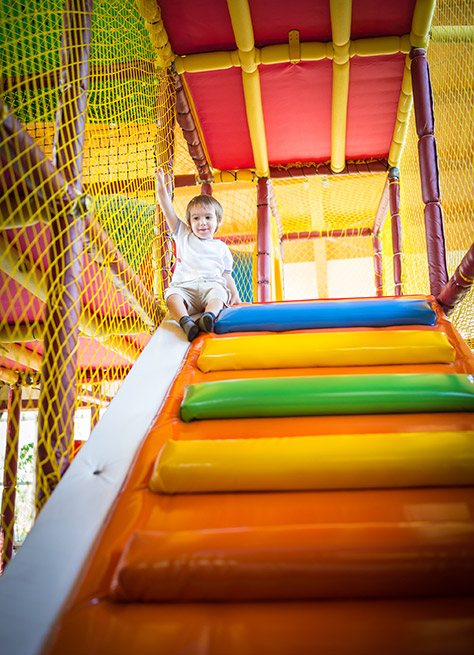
[1,0,474,563]
[0,0,173,556]
[271,174,387,300]
[398,2,474,347]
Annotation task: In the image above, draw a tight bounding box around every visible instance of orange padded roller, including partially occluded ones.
[110,522,474,602]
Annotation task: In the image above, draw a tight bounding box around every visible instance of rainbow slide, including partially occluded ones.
[2,295,474,654]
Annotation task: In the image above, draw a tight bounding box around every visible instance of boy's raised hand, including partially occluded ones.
[155,167,167,190]
[155,167,179,231]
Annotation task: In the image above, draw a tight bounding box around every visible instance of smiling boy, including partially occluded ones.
[156,169,241,341]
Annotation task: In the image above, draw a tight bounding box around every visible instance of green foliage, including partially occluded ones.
[14,442,35,544]
[17,442,34,485]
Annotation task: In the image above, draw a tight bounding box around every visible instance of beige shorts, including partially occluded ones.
[164,279,230,314]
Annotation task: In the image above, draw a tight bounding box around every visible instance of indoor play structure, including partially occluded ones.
[1,0,474,653]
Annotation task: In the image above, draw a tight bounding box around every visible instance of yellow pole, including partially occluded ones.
[330,0,352,173]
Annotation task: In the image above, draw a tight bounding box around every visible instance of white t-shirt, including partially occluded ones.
[170,220,233,286]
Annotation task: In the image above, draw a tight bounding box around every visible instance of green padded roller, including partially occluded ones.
[180,373,474,422]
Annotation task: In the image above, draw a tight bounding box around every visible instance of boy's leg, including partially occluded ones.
[167,293,199,342]
[205,298,224,316]
[166,293,189,323]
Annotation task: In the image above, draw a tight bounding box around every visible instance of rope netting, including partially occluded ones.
[398,1,474,345]
[1,0,175,559]
[174,127,200,177]
[272,174,387,299]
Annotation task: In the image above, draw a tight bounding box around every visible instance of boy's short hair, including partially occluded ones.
[185,195,224,227]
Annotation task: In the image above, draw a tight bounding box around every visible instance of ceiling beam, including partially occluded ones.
[173,35,411,74]
[174,160,388,187]
[227,0,269,178]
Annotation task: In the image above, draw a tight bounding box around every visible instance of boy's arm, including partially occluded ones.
[223,272,241,305]
[155,168,180,232]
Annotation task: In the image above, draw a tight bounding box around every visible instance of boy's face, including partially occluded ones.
[189,204,219,239]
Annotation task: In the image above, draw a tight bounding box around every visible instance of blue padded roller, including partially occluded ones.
[215,298,437,334]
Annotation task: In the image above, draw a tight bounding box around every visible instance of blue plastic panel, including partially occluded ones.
[215,298,437,333]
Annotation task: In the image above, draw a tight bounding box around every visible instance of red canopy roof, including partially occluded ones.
[158,0,419,172]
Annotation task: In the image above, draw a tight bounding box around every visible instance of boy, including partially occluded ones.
[156,168,241,341]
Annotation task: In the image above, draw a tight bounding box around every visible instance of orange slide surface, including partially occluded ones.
[45,298,474,655]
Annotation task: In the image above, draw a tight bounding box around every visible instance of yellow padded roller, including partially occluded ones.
[197,330,455,372]
[150,431,474,494]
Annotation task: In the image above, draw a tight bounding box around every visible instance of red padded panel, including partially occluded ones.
[158,1,417,51]
[0,276,44,323]
[184,69,254,171]
[346,54,406,160]
[260,61,332,165]
[157,0,236,55]
[249,0,332,46]
[4,225,50,271]
[351,0,417,38]
[77,337,142,369]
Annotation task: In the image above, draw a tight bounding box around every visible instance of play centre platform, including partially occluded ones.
[1,1,474,654]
